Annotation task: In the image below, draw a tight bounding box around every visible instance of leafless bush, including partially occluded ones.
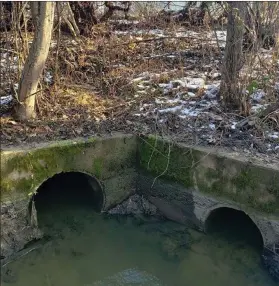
[0,2,29,97]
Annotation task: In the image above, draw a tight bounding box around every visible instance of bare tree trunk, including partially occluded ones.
[220,2,245,111]
[15,2,55,120]
[57,2,80,37]
[30,1,39,28]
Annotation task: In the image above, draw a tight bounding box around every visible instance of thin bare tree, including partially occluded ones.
[219,2,245,111]
[16,2,55,120]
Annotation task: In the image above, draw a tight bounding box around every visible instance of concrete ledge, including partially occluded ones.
[137,174,279,247]
[1,134,137,203]
[137,135,279,215]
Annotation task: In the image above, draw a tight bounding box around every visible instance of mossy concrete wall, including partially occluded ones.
[1,134,279,259]
[138,136,279,215]
[1,134,138,209]
[3,134,277,215]
[137,135,279,246]
[138,174,279,246]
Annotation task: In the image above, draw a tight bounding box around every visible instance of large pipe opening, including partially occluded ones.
[30,172,104,233]
[205,207,264,251]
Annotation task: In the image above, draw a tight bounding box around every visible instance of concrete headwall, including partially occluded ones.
[1,134,138,208]
[0,134,137,259]
[137,136,279,215]
[1,134,279,260]
[137,174,279,246]
[137,136,279,246]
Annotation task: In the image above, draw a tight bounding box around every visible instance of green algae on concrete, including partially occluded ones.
[1,135,137,202]
[1,134,279,214]
[138,136,195,187]
[138,136,279,214]
[92,158,104,179]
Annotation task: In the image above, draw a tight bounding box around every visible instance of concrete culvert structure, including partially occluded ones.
[30,172,104,227]
[205,207,264,251]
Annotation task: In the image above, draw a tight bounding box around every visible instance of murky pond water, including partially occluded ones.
[2,209,276,286]
[1,174,276,286]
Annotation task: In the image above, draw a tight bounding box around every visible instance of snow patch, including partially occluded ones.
[268,132,279,139]
[44,71,53,84]
[250,90,265,103]
[158,105,183,114]
[0,94,13,105]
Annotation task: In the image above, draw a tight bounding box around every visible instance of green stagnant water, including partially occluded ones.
[1,173,276,286]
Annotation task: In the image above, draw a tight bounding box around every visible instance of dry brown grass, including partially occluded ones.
[1,3,278,152]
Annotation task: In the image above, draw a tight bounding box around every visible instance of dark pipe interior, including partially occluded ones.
[206,207,264,251]
[31,172,103,228]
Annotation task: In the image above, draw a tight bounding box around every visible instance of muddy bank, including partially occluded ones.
[1,200,43,266]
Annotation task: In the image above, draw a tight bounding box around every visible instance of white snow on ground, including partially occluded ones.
[131,71,277,120]
[113,28,227,50]
[173,29,227,48]
[158,105,183,114]
[114,29,166,37]
[0,53,18,71]
[44,71,53,84]
[175,30,200,38]
[179,107,200,117]
[0,95,13,105]
[250,90,265,103]
[110,19,140,25]
[267,132,279,139]
[158,77,205,94]
[155,98,185,105]
[131,76,147,83]
[210,30,227,47]
[130,71,278,153]
[132,75,219,119]
[209,123,216,130]
[251,103,269,113]
[231,122,237,130]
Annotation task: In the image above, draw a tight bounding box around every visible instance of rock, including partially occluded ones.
[148,196,188,225]
[107,194,158,217]
[142,198,157,215]
[126,197,142,215]
[262,243,279,282]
